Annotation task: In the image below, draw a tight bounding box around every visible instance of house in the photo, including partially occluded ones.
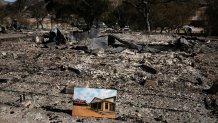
[73,99,88,106]
[89,96,116,112]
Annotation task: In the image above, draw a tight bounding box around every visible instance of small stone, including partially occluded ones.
[13,53,18,59]
[1,52,7,56]
[35,36,41,44]
[22,100,32,108]
[166,59,173,65]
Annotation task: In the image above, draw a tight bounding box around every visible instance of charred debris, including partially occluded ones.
[1,26,218,122]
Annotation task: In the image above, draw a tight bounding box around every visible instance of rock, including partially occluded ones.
[22,100,32,108]
[13,53,20,59]
[137,113,142,117]
[166,59,173,65]
[1,52,7,56]
[35,36,41,44]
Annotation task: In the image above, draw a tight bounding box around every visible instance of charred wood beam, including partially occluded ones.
[108,35,143,51]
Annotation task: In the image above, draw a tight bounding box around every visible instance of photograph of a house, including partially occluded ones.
[72,87,117,118]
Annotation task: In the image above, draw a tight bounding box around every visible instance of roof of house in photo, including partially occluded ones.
[90,96,116,104]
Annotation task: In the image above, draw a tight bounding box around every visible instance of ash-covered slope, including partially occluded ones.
[0,33,217,122]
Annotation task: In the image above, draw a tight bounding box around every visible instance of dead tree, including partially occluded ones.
[123,0,180,32]
[123,0,151,32]
[30,1,48,29]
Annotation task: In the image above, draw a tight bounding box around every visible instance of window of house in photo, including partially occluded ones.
[105,103,108,110]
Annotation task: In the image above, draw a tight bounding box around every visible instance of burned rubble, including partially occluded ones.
[0,30,218,123]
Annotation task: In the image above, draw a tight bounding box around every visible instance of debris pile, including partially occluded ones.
[0,31,218,122]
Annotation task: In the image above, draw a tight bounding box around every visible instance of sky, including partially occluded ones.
[4,0,16,2]
[73,87,117,103]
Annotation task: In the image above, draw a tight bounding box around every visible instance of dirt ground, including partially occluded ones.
[72,105,115,118]
[0,118,11,123]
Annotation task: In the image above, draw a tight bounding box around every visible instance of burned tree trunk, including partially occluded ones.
[123,0,151,32]
[141,0,151,32]
[143,10,151,32]
[108,35,143,51]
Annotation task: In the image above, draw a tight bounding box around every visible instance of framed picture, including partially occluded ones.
[72,87,117,118]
